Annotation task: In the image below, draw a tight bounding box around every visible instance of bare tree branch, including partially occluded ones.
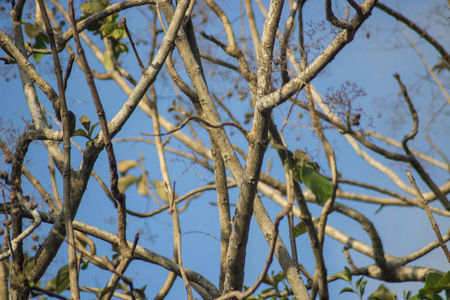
[407,170,450,262]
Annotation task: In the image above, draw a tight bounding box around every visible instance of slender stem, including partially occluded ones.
[406,170,450,262]
[37,0,79,298]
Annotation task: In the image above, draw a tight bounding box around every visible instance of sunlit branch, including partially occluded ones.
[424,135,450,171]
[366,131,448,171]
[406,170,450,261]
[32,0,157,54]
[38,0,80,297]
[0,138,60,220]
[393,71,450,211]
[2,204,221,298]
[211,138,232,293]
[256,0,378,113]
[216,168,294,300]
[280,0,300,85]
[0,28,60,118]
[402,28,450,107]
[375,2,450,66]
[393,74,418,153]
[325,0,353,30]
[267,123,323,300]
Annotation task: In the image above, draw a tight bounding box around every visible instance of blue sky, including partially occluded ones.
[1,0,449,299]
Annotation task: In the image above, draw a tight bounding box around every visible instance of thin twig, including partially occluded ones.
[148,80,192,299]
[67,2,131,298]
[333,202,393,280]
[424,134,450,172]
[1,203,221,297]
[375,2,450,66]
[393,73,418,154]
[343,247,358,270]
[32,286,70,300]
[406,170,450,262]
[300,4,334,296]
[141,116,248,138]
[168,182,194,299]
[212,93,243,128]
[402,28,450,106]
[392,71,450,210]
[63,53,75,92]
[347,0,362,16]
[122,16,145,72]
[37,0,80,297]
[325,0,353,30]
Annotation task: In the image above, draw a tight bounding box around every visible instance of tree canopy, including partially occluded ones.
[0,0,449,299]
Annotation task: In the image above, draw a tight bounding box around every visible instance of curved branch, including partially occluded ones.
[375,2,450,66]
[256,0,378,113]
[141,116,247,138]
[7,206,220,298]
[393,73,418,154]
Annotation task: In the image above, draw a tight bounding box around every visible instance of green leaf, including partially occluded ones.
[261,287,275,294]
[305,161,319,172]
[104,12,119,24]
[344,266,352,283]
[332,270,351,284]
[80,260,89,270]
[368,284,396,300]
[294,218,319,237]
[111,42,128,58]
[24,22,41,39]
[355,276,363,289]
[103,52,113,70]
[299,164,333,204]
[118,160,139,176]
[339,287,355,294]
[359,279,367,296]
[103,22,117,37]
[79,115,91,132]
[89,122,100,136]
[150,180,169,203]
[32,35,47,64]
[47,265,70,294]
[72,129,90,139]
[118,174,140,192]
[80,0,108,15]
[137,178,148,197]
[133,285,147,299]
[419,272,450,296]
[37,32,49,44]
[244,112,254,119]
[273,271,285,285]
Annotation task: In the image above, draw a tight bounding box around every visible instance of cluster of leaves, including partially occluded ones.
[332,266,367,299]
[247,271,291,300]
[333,267,450,300]
[23,0,128,67]
[407,272,450,300]
[23,22,49,64]
[72,115,100,145]
[80,0,128,69]
[117,159,149,197]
